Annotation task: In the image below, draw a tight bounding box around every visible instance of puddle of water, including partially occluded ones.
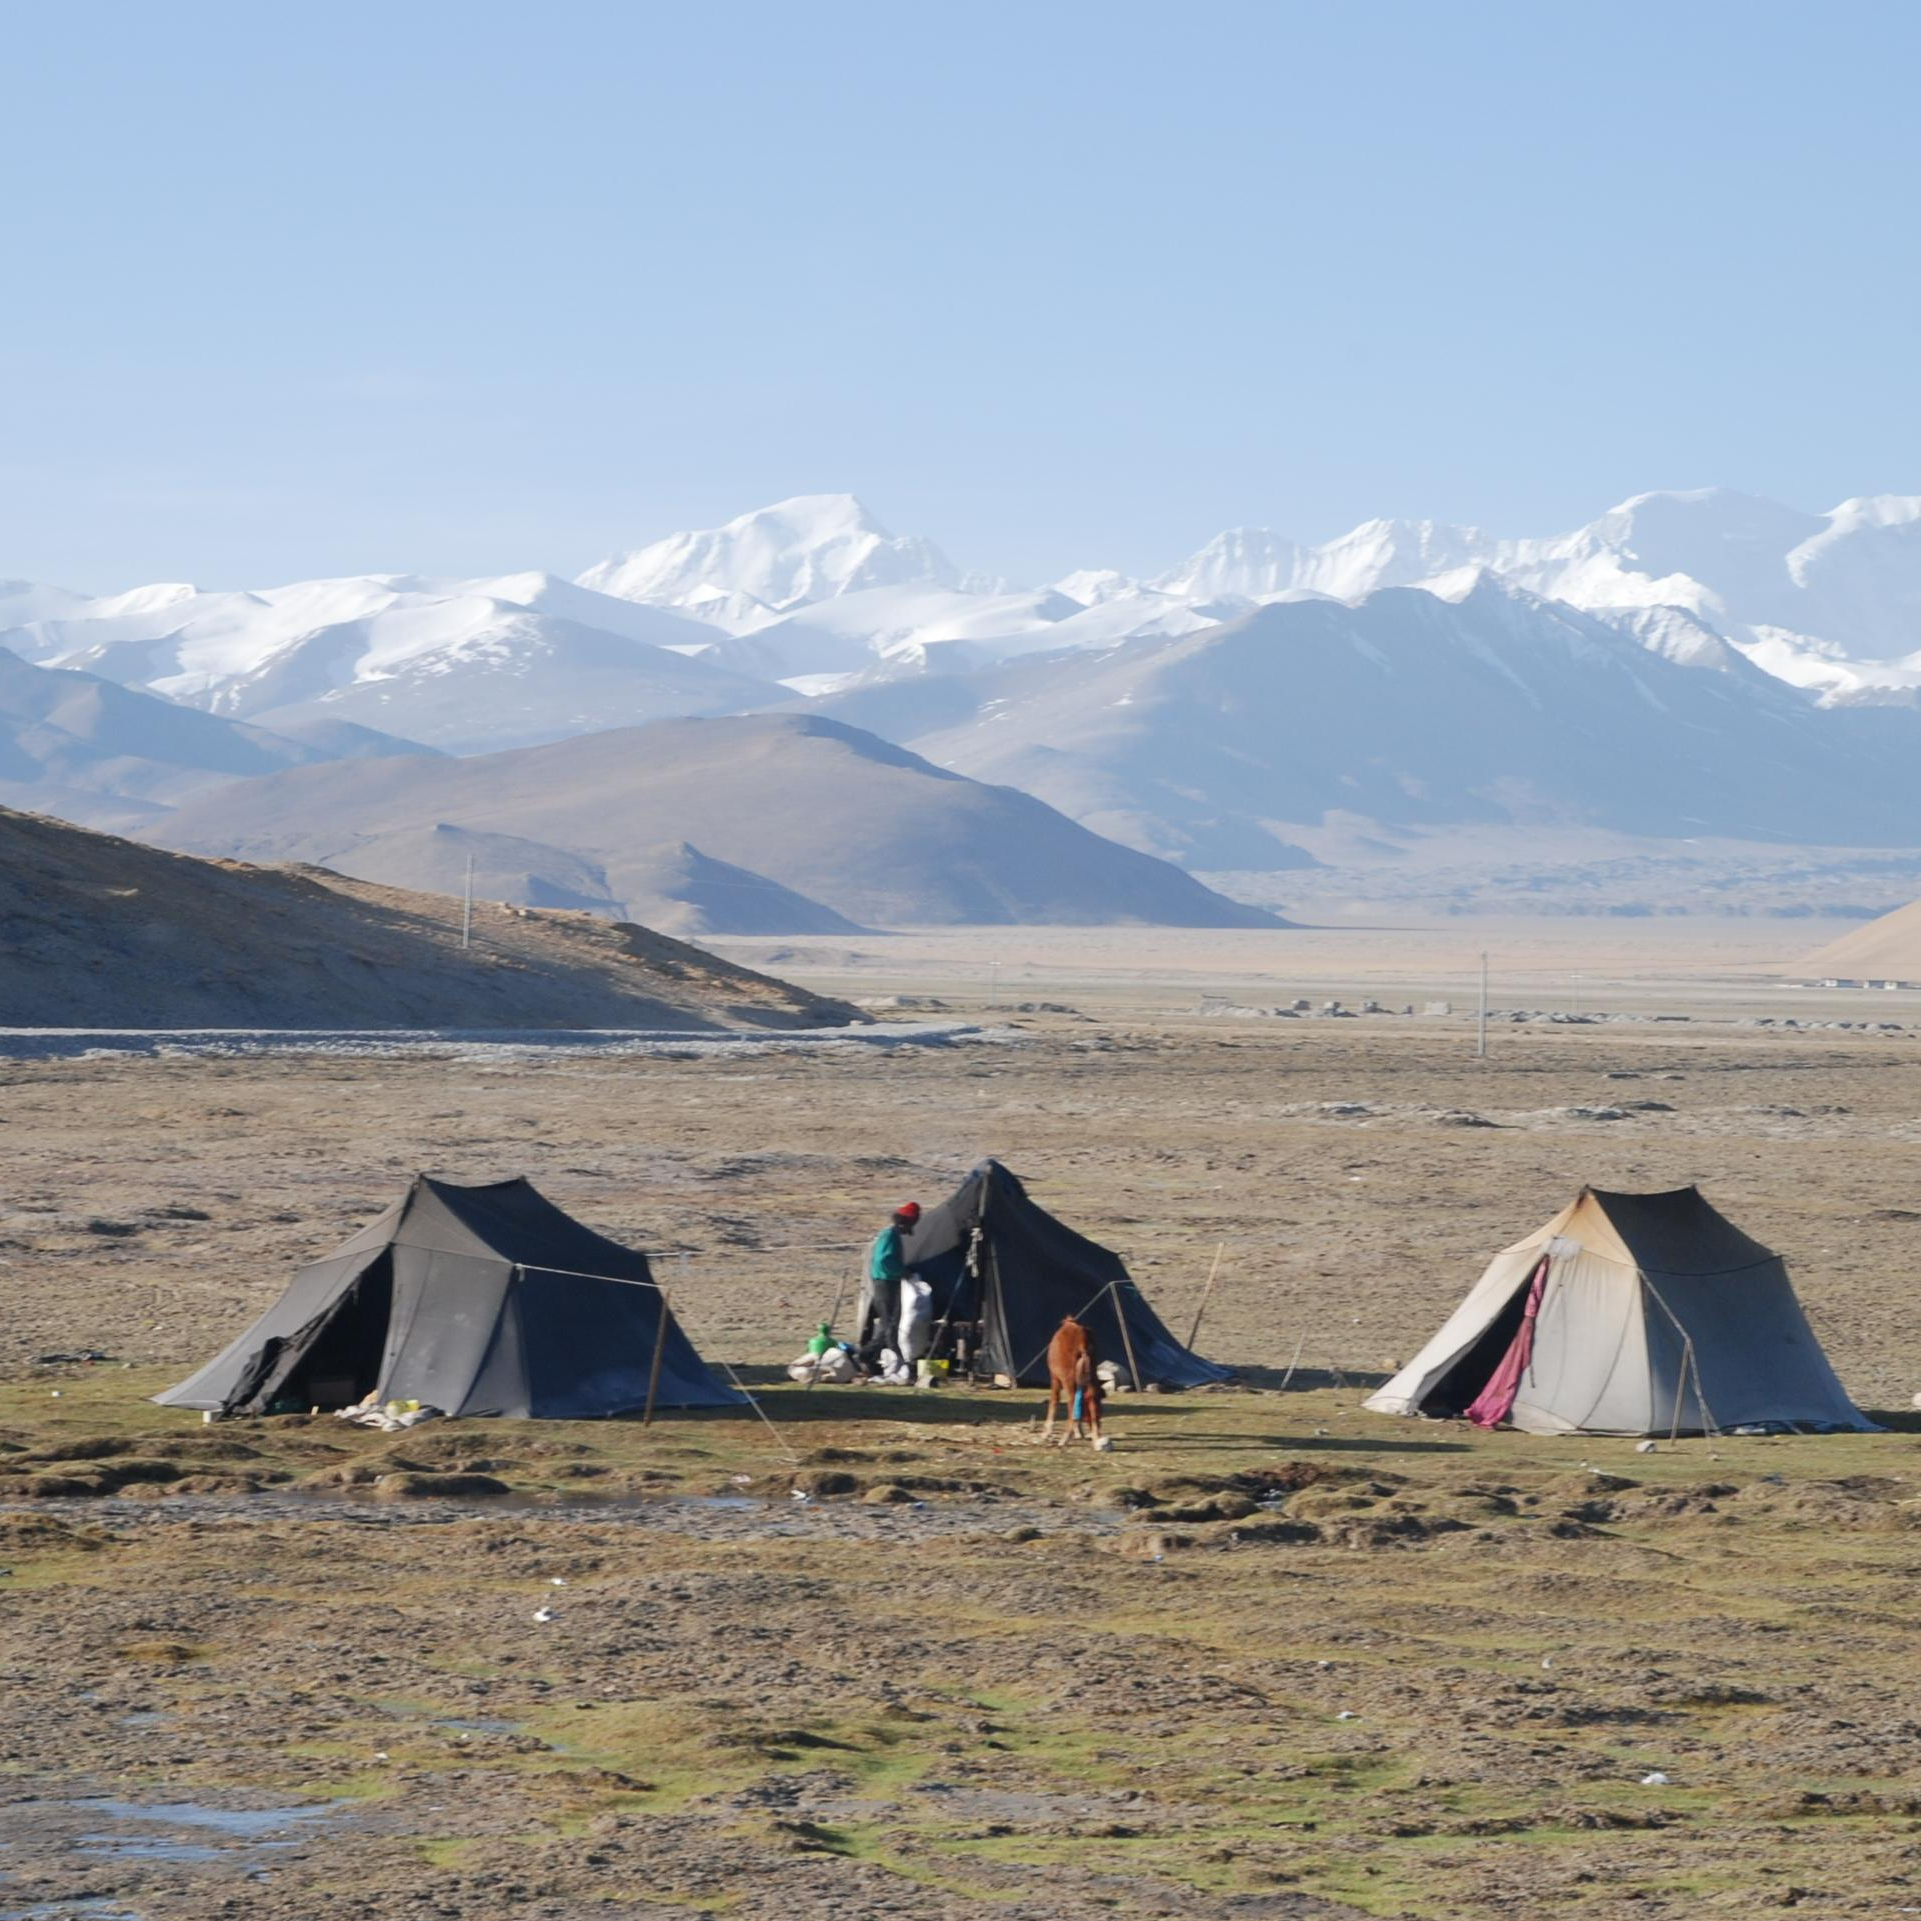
[371,1695,527,1738]
[65,1797,347,1861]
[272,1486,768,1516]
[77,1835,233,1864]
[3,1903,146,1920]
[74,1798,341,1839]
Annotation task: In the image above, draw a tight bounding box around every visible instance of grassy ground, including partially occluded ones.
[6,1364,1921,1918]
[8,1002,1921,1916]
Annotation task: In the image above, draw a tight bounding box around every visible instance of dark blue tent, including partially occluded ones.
[158,1175,740,1418]
[902,1160,1231,1389]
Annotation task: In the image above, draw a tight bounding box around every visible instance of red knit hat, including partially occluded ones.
[894,1202,922,1223]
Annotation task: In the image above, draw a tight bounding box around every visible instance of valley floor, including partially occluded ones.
[4,927,1921,1918]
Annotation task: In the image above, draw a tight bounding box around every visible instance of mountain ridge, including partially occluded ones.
[156,712,1286,930]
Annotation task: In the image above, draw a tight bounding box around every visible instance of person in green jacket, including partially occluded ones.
[858,1202,921,1368]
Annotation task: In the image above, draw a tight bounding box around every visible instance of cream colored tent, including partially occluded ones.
[1365,1187,1870,1436]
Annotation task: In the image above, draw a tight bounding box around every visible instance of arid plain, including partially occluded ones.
[5,918,1921,1920]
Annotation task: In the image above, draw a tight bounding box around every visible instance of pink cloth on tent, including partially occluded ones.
[1465,1256,1551,1429]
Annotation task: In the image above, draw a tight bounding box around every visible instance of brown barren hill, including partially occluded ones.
[1794,900,1921,982]
[158,714,1285,929]
[0,805,860,1030]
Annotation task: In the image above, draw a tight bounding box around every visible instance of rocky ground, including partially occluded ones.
[4,976,1921,1918]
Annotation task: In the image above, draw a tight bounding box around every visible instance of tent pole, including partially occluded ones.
[1642,1275,1718,1442]
[1280,1329,1308,1390]
[642,1286,670,1428]
[822,1267,850,1340]
[1111,1280,1144,1395]
[1686,1334,1720,1438]
[930,1227,982,1373]
[1185,1241,1225,1352]
[806,1263,852,1394]
[1011,1273,1131,1385]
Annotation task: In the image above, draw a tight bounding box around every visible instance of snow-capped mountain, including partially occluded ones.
[13,482,1921,906]
[578,494,958,633]
[701,580,1216,689]
[0,571,781,754]
[815,574,1921,867]
[1138,489,1921,705]
[18,484,1918,759]
[573,487,1921,707]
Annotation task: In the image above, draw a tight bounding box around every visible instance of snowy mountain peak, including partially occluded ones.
[1586,486,1825,566]
[1293,518,1491,599]
[1150,528,1303,601]
[0,578,99,629]
[1819,493,1921,532]
[1053,568,1137,607]
[1148,517,1494,605]
[89,581,200,618]
[577,493,958,632]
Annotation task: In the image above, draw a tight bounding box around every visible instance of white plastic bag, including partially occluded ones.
[897,1278,934,1364]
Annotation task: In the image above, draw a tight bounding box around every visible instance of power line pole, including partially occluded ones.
[1477,950,1488,1059]
[462,853,474,952]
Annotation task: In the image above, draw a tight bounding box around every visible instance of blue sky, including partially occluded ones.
[4,0,1917,591]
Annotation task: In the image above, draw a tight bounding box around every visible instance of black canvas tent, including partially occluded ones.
[157,1175,741,1418]
[900,1159,1231,1389]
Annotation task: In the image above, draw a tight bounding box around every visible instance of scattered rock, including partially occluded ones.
[792,1469,861,1497]
[372,1471,511,1499]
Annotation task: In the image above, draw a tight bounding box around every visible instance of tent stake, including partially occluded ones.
[642,1286,670,1427]
[1186,1241,1225,1352]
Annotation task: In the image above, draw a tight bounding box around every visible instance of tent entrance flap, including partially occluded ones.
[1420,1272,1536,1419]
[1465,1258,1550,1428]
[277,1254,395,1411]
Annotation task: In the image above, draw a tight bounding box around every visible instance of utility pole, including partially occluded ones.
[1477,950,1488,1059]
[462,853,474,952]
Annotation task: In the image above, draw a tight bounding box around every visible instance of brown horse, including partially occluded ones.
[1042,1315,1104,1446]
